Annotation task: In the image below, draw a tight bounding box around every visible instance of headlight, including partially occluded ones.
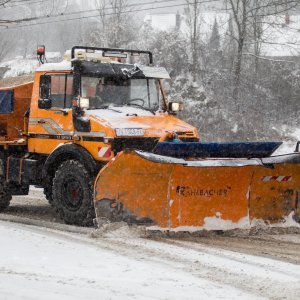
[79,97,89,109]
[168,102,183,112]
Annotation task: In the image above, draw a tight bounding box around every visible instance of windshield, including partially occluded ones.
[81,77,162,111]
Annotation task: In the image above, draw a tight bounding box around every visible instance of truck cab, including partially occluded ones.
[29,46,198,159]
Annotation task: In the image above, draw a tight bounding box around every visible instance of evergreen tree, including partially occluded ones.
[209,18,220,52]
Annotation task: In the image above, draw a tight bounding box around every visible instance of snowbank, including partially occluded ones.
[272,127,299,155]
[0,58,39,78]
[261,15,300,57]
[0,52,62,78]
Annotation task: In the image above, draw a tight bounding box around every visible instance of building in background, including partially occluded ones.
[144,11,181,31]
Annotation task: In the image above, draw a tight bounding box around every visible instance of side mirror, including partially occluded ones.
[168,101,183,113]
[38,98,52,109]
[40,75,51,99]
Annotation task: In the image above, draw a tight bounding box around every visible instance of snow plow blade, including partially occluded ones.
[94,150,300,230]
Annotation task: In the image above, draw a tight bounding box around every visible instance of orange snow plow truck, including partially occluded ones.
[0,46,299,230]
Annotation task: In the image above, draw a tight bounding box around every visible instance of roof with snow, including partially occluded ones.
[0,52,63,78]
[0,58,39,78]
[37,60,71,72]
[260,15,300,57]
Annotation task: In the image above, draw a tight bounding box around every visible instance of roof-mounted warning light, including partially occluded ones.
[103,51,128,58]
[103,51,127,63]
[71,46,153,66]
[37,45,46,64]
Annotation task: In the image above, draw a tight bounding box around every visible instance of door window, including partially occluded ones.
[39,74,73,108]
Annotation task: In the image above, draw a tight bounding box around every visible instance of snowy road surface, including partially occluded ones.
[0,219,299,299]
[0,221,261,300]
[0,189,300,299]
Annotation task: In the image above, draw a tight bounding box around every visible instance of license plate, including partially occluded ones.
[115,128,145,137]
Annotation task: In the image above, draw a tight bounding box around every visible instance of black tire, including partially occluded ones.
[0,158,11,212]
[10,183,29,196]
[52,160,95,226]
[0,176,12,212]
[43,177,53,205]
[20,184,30,195]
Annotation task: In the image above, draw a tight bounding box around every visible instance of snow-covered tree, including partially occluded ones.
[85,0,136,48]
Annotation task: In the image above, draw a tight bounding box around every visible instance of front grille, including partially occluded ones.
[177,131,194,136]
[112,138,159,153]
[180,138,199,142]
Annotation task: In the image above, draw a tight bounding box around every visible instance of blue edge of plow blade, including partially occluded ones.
[153,142,283,158]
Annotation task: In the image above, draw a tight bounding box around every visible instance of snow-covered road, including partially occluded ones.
[0,221,261,300]
[0,220,299,300]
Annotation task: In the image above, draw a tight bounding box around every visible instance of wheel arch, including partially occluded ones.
[42,143,101,180]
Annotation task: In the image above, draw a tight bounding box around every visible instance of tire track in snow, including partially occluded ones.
[96,233,300,300]
[0,221,262,300]
[0,216,299,299]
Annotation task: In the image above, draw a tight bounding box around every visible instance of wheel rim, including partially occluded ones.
[62,176,84,211]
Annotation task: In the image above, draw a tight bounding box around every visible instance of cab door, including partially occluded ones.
[29,73,74,154]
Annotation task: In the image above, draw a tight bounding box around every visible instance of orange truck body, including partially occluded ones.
[0,82,33,146]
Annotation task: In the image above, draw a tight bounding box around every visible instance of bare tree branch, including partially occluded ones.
[242,52,296,63]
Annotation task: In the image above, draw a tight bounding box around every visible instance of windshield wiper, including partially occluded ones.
[86,105,108,110]
[87,105,122,113]
[125,102,156,115]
